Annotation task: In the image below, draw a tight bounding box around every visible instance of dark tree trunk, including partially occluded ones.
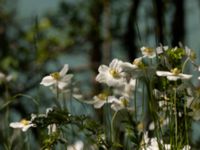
[171,0,185,46]
[88,0,103,94]
[153,0,165,44]
[123,0,140,61]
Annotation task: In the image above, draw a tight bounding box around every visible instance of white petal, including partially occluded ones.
[149,122,155,130]
[61,74,73,82]
[22,124,34,132]
[94,101,105,108]
[109,59,119,68]
[10,122,24,128]
[74,141,84,150]
[107,96,118,103]
[179,74,192,80]
[120,62,137,71]
[59,64,69,77]
[40,76,56,86]
[0,72,5,81]
[95,73,107,83]
[167,76,179,81]
[107,78,126,87]
[58,81,68,89]
[156,71,172,77]
[98,65,108,73]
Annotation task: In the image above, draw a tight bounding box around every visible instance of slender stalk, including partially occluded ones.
[182,57,189,73]
[134,79,138,121]
[184,102,189,146]
[111,111,118,144]
[174,84,178,149]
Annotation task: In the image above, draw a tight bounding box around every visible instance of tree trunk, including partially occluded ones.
[171,0,185,46]
[153,0,165,44]
[123,0,140,62]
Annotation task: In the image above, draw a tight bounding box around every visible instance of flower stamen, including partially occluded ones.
[170,68,180,75]
[109,69,120,78]
[20,119,30,125]
[97,93,108,101]
[50,72,60,80]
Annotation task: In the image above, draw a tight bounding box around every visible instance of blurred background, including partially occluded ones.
[1,0,200,149]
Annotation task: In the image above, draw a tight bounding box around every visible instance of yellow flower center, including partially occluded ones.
[97,93,108,101]
[132,59,144,68]
[121,98,129,107]
[137,122,144,131]
[170,68,180,75]
[20,119,30,125]
[143,47,154,55]
[50,72,60,80]
[109,69,120,78]
[192,102,200,110]
[190,51,196,60]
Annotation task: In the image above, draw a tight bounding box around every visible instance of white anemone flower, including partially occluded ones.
[182,145,191,150]
[96,59,126,87]
[93,93,115,108]
[110,96,129,111]
[141,132,171,150]
[113,78,136,98]
[40,64,73,90]
[9,119,36,132]
[67,140,84,150]
[119,57,144,72]
[141,47,156,58]
[0,72,13,82]
[185,46,196,61]
[156,46,168,54]
[156,68,192,81]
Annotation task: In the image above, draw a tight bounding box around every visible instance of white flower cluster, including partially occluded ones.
[93,58,141,111]
[141,132,191,150]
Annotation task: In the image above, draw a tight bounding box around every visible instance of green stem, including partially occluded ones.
[111,111,118,144]
[174,84,178,149]
[184,103,189,146]
[182,57,189,73]
[134,79,138,121]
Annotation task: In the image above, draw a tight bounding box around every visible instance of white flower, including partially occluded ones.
[149,117,169,130]
[67,140,84,150]
[185,46,196,61]
[113,78,136,98]
[40,64,73,90]
[93,93,115,108]
[182,145,191,150]
[156,46,168,54]
[141,132,171,150]
[0,72,13,82]
[119,57,145,74]
[48,123,57,135]
[96,59,126,87]
[156,68,192,81]
[110,96,129,111]
[141,47,156,58]
[9,119,36,132]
